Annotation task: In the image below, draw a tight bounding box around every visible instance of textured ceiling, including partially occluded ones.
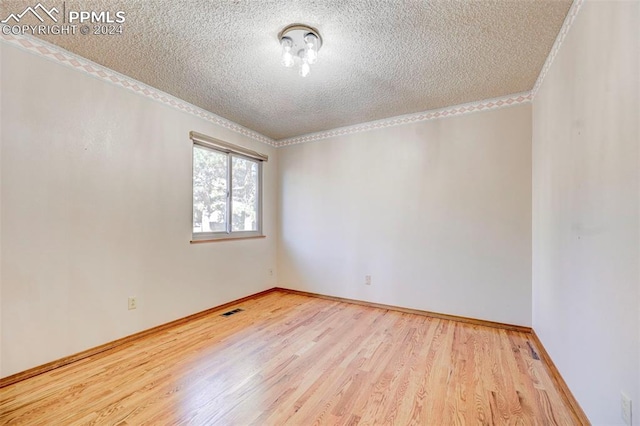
[1,0,572,140]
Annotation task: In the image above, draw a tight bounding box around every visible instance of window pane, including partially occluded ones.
[231,156,259,232]
[193,145,228,233]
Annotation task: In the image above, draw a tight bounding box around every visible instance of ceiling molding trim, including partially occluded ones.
[275,92,532,147]
[0,31,277,147]
[3,3,584,151]
[531,0,584,98]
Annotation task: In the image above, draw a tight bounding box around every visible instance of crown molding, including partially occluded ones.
[276,0,585,147]
[531,0,584,98]
[275,92,533,147]
[2,0,584,149]
[0,31,277,147]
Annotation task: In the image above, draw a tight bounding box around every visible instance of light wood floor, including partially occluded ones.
[1,290,579,425]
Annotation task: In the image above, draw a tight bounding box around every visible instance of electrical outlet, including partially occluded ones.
[268,268,273,277]
[128,296,137,310]
[365,275,372,285]
[621,392,632,426]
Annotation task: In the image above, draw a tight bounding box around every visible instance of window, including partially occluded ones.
[191,131,267,241]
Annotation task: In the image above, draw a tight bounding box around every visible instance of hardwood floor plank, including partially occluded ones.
[0,291,583,425]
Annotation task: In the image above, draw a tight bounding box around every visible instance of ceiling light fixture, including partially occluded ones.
[278,24,322,77]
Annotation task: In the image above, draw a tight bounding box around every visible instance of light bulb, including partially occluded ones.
[305,47,317,64]
[304,33,318,64]
[299,59,310,77]
[280,37,294,68]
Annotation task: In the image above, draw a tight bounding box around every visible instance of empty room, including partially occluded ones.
[0,0,638,424]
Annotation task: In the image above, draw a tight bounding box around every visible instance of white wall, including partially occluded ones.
[0,44,278,377]
[278,105,532,326]
[532,1,639,424]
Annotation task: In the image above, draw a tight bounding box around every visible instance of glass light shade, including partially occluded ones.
[280,37,294,67]
[305,47,317,64]
[304,33,318,64]
[299,59,310,77]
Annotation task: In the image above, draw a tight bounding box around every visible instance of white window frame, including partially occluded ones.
[190,131,267,242]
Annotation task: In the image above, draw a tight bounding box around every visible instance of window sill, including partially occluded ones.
[190,235,266,244]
